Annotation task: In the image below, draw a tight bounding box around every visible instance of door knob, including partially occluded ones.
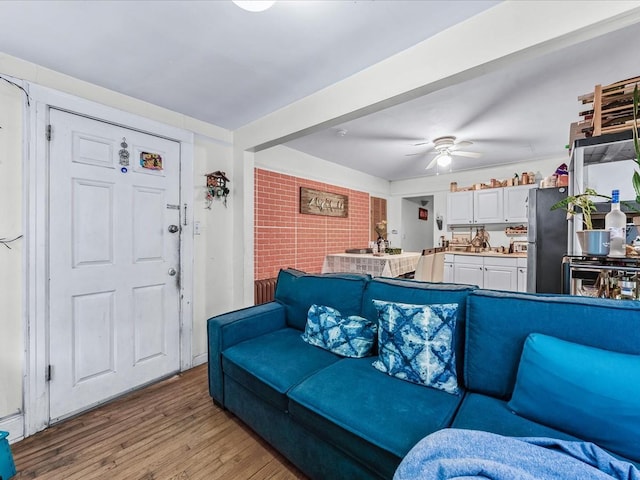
[168,268,177,276]
[168,225,179,233]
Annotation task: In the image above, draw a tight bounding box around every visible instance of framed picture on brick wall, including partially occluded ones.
[300,187,348,217]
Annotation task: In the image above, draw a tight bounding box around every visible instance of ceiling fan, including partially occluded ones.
[408,136,482,170]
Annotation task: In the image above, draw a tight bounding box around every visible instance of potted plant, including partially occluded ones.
[551,188,612,255]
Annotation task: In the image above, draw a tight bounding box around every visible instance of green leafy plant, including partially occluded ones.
[551,188,611,230]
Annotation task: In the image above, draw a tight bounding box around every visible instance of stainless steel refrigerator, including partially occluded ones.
[527,187,568,293]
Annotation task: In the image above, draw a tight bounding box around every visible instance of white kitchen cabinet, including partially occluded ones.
[447,186,534,226]
[503,185,531,223]
[473,188,504,224]
[453,256,484,286]
[517,257,527,292]
[448,254,524,292]
[484,258,518,291]
[443,254,454,283]
[446,191,474,225]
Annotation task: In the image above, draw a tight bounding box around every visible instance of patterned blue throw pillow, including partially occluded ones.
[301,304,376,358]
[371,300,459,395]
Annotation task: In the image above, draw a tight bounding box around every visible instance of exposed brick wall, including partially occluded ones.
[255,169,370,280]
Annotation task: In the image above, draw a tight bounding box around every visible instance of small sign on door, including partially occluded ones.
[140,152,163,171]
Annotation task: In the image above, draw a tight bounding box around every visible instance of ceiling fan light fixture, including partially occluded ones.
[437,153,452,167]
[232,1,275,12]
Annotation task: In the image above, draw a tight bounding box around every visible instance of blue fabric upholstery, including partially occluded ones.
[301,304,376,358]
[222,328,341,411]
[452,393,581,441]
[363,278,476,376]
[274,268,370,330]
[207,301,286,404]
[394,428,640,480]
[362,277,476,324]
[208,273,640,479]
[288,357,463,479]
[508,333,640,462]
[372,300,460,394]
[224,375,385,480]
[464,290,640,399]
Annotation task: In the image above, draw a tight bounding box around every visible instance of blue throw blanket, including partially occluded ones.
[394,429,640,480]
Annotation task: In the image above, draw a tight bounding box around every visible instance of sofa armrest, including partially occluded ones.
[207,301,286,405]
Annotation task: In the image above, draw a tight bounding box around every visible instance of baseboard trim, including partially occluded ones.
[192,353,207,367]
[0,413,24,443]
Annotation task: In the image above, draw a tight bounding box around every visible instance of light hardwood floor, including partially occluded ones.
[11,364,307,480]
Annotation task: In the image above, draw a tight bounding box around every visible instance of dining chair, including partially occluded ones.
[414,253,435,282]
[431,252,445,282]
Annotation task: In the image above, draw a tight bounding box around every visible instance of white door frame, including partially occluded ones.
[24,84,195,436]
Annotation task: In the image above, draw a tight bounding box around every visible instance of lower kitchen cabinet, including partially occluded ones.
[484,257,518,292]
[445,254,526,292]
[443,256,454,283]
[517,257,527,292]
[453,256,484,286]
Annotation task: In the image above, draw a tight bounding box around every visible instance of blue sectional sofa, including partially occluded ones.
[207,268,640,479]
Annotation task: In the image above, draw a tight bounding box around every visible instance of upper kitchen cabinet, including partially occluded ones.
[447,185,532,226]
[474,188,504,224]
[503,185,531,223]
[446,190,474,224]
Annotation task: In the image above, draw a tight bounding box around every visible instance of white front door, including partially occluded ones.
[48,109,182,422]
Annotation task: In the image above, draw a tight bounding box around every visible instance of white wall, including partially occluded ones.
[0,80,23,420]
[192,135,235,364]
[401,197,434,252]
[255,145,390,196]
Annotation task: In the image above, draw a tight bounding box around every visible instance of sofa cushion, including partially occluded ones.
[301,304,376,358]
[363,278,476,379]
[452,392,583,440]
[362,277,475,324]
[274,269,370,331]
[222,328,341,412]
[464,290,640,399]
[288,357,464,479]
[372,300,459,394]
[508,333,640,463]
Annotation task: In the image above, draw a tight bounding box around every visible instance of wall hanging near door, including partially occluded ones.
[140,151,163,170]
[205,171,230,208]
[118,137,130,166]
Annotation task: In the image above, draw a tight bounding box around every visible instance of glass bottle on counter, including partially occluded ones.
[605,189,626,257]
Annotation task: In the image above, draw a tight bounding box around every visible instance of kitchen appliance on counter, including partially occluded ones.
[527,187,568,293]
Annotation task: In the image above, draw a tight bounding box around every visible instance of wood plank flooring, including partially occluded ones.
[11,364,308,480]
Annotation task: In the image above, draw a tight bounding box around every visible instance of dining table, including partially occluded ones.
[321,251,422,278]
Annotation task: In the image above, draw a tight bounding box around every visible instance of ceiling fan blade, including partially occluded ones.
[452,141,473,149]
[452,150,482,158]
[412,141,429,146]
[405,152,423,157]
[425,156,439,170]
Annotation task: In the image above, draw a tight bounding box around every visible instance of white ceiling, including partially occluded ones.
[0,1,638,181]
[286,20,640,180]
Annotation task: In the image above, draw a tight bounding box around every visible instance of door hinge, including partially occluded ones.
[46,365,52,382]
[46,124,52,141]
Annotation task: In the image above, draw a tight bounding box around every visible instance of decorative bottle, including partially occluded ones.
[605,189,626,257]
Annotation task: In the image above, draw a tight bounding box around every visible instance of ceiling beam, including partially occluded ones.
[235,1,640,152]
